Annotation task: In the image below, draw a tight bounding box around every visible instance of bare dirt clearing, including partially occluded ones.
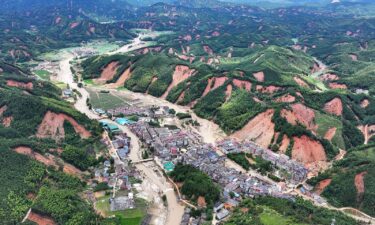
[324,98,343,116]
[292,135,326,166]
[162,65,195,99]
[233,79,251,91]
[106,67,131,88]
[355,171,367,195]
[324,127,337,141]
[26,210,56,225]
[253,71,265,82]
[294,77,309,87]
[232,109,275,148]
[281,103,317,132]
[315,179,332,195]
[275,94,296,103]
[360,99,369,108]
[36,111,91,141]
[6,80,33,90]
[94,61,119,84]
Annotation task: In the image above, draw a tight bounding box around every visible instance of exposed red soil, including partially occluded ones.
[253,71,265,82]
[324,127,337,141]
[320,73,339,81]
[296,92,304,99]
[279,135,290,153]
[225,84,233,100]
[212,77,228,89]
[70,22,80,29]
[202,77,228,97]
[2,116,13,127]
[281,103,317,133]
[354,171,367,195]
[63,164,83,176]
[335,149,347,161]
[0,105,7,116]
[14,146,83,178]
[162,65,196,99]
[232,109,275,148]
[294,77,309,88]
[36,111,91,141]
[95,61,119,84]
[329,83,347,89]
[358,124,375,144]
[89,26,95,33]
[6,80,33,90]
[176,90,185,103]
[115,67,132,86]
[256,85,282,94]
[275,94,296,103]
[272,133,280,145]
[315,179,332,195]
[324,98,343,116]
[253,97,262,103]
[349,54,358,61]
[55,17,62,24]
[212,31,220,37]
[27,192,36,200]
[14,147,58,168]
[233,79,251,91]
[311,62,321,74]
[197,196,207,208]
[182,35,192,41]
[176,54,195,64]
[360,99,369,108]
[203,45,214,55]
[202,78,214,97]
[27,210,57,225]
[292,135,326,166]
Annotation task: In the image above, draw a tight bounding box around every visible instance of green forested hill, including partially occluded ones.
[0,72,109,224]
[308,144,375,217]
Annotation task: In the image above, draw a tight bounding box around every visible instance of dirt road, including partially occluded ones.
[56,51,99,120]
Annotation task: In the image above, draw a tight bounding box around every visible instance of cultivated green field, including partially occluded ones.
[33,69,51,80]
[96,195,147,225]
[87,88,130,110]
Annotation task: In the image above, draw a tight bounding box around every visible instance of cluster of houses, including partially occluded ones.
[112,133,131,160]
[99,104,316,224]
[126,119,294,222]
[216,139,309,184]
[128,121,201,163]
[93,131,139,212]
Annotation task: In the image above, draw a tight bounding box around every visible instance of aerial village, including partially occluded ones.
[88,100,327,225]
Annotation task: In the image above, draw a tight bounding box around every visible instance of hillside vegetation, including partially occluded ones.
[308,144,375,216]
[0,69,109,224]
